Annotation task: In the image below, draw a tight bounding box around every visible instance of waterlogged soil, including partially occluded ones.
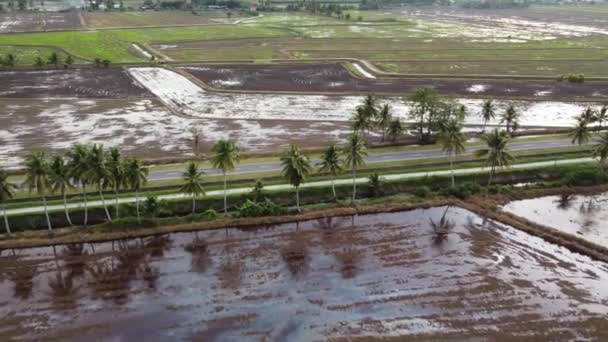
[503,192,608,247]
[182,63,608,99]
[1,207,608,340]
[0,98,352,169]
[0,68,152,98]
[0,10,82,33]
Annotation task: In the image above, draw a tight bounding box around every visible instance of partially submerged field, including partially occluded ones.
[0,10,82,33]
[1,207,607,340]
[82,10,246,29]
[0,66,604,169]
[181,62,608,99]
[503,192,608,247]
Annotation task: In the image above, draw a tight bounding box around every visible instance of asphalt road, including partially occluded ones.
[148,138,576,181]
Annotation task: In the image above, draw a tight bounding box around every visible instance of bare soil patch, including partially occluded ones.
[181,63,608,99]
[1,207,607,340]
[0,68,152,98]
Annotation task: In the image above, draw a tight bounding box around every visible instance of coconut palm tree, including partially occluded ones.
[0,168,17,235]
[352,107,372,140]
[480,99,496,133]
[180,162,205,214]
[596,105,608,130]
[317,144,343,199]
[85,144,112,222]
[106,147,125,219]
[48,155,74,226]
[67,144,91,227]
[280,144,312,211]
[593,131,608,172]
[357,94,379,121]
[387,119,403,143]
[438,119,466,186]
[580,107,596,124]
[343,133,367,202]
[125,159,148,222]
[210,139,240,215]
[24,151,53,232]
[474,129,514,186]
[569,118,591,146]
[376,104,392,142]
[500,105,519,135]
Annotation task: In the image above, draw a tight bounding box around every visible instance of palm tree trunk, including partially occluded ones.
[82,184,88,227]
[331,177,336,200]
[296,186,300,212]
[482,120,487,133]
[488,166,495,186]
[192,195,196,214]
[449,155,455,187]
[98,182,112,222]
[2,205,11,236]
[115,187,120,219]
[352,168,357,203]
[62,191,73,226]
[42,195,53,232]
[135,190,141,223]
[223,171,228,215]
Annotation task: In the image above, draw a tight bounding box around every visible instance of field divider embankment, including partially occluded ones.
[0,199,456,250]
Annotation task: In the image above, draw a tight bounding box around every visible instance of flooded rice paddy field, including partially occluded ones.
[0,69,151,98]
[0,10,82,33]
[395,6,608,41]
[503,192,608,247]
[1,207,608,340]
[0,97,352,169]
[129,67,604,125]
[181,63,608,99]
[1,66,605,168]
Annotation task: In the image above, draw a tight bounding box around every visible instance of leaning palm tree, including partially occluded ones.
[180,162,205,214]
[280,144,312,212]
[106,147,124,219]
[376,104,392,142]
[24,151,53,232]
[474,129,514,186]
[85,144,112,222]
[500,105,519,135]
[480,99,496,133]
[317,144,343,199]
[48,155,74,227]
[438,119,466,186]
[66,144,91,227]
[569,118,591,146]
[0,168,18,235]
[343,133,367,202]
[124,159,148,222]
[210,139,240,215]
[593,131,608,172]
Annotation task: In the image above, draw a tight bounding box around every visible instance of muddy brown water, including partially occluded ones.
[181,63,608,99]
[503,192,608,247]
[1,207,607,340]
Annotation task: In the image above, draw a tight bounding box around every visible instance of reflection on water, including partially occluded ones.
[503,192,608,246]
[1,207,608,340]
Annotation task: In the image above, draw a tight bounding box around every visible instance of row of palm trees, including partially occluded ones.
[1,144,149,234]
[352,93,525,145]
